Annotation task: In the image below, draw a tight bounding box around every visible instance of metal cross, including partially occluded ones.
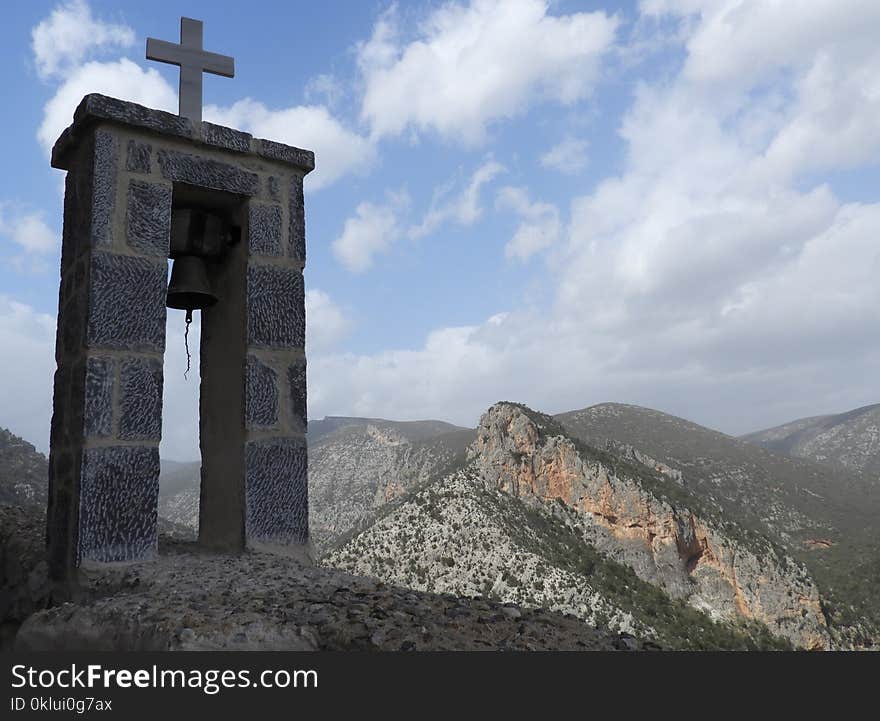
[146,17,234,123]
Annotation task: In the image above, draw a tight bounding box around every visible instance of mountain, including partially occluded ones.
[308,418,474,553]
[553,403,880,641]
[308,416,465,444]
[155,417,475,553]
[741,403,880,475]
[0,428,48,508]
[326,402,842,650]
[555,403,879,539]
[157,459,200,532]
[8,400,875,650]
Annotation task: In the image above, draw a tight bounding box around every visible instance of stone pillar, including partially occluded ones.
[47,94,314,587]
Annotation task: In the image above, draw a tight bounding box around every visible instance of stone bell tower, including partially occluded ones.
[46,18,313,589]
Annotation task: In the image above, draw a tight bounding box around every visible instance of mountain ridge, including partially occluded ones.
[3,399,877,650]
[741,402,880,475]
[328,402,836,648]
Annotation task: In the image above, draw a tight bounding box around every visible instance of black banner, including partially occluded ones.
[1,651,873,716]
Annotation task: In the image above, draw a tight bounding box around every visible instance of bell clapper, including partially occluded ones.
[184,309,193,380]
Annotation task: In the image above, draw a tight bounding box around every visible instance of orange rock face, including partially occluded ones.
[470,403,831,650]
[803,538,834,550]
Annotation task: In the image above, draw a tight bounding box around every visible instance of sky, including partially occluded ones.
[1,0,880,461]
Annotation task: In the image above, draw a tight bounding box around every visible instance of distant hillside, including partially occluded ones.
[308,417,465,444]
[308,419,474,553]
[742,403,880,475]
[155,417,476,553]
[0,428,48,508]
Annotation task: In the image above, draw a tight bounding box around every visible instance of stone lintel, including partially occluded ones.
[51,94,315,174]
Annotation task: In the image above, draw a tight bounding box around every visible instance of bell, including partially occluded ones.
[166,255,218,313]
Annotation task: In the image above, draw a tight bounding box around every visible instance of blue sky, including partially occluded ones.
[2,0,880,461]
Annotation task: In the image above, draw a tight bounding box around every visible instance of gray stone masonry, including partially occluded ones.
[47,94,313,589]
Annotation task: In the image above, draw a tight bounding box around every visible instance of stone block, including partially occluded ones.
[78,445,159,563]
[157,149,259,196]
[126,180,172,257]
[268,176,280,202]
[246,265,305,348]
[244,438,308,545]
[202,122,252,153]
[288,175,305,261]
[119,357,163,441]
[256,139,315,171]
[248,203,282,256]
[90,131,116,248]
[57,287,85,359]
[52,94,193,169]
[246,356,279,429]
[87,252,167,351]
[125,140,151,174]
[83,356,114,438]
[81,94,192,137]
[287,358,307,431]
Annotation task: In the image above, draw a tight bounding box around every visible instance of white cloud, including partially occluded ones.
[304,73,345,109]
[205,99,375,191]
[496,186,560,261]
[306,289,349,352]
[11,215,56,254]
[540,136,589,174]
[409,160,504,239]
[0,209,57,254]
[13,0,880,451]
[359,0,619,143]
[307,0,880,436]
[332,192,409,273]
[32,0,135,80]
[0,298,57,453]
[643,0,880,181]
[308,319,506,424]
[38,58,176,154]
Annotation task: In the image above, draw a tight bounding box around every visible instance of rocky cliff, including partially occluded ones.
[0,428,48,508]
[326,468,793,650]
[468,403,829,649]
[309,421,473,553]
[555,402,880,644]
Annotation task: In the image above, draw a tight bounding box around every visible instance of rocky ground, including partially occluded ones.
[17,538,654,651]
[0,505,51,648]
[6,504,653,651]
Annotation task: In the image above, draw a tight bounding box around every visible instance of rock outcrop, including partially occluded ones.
[469,403,830,650]
[326,471,648,641]
[0,429,48,508]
